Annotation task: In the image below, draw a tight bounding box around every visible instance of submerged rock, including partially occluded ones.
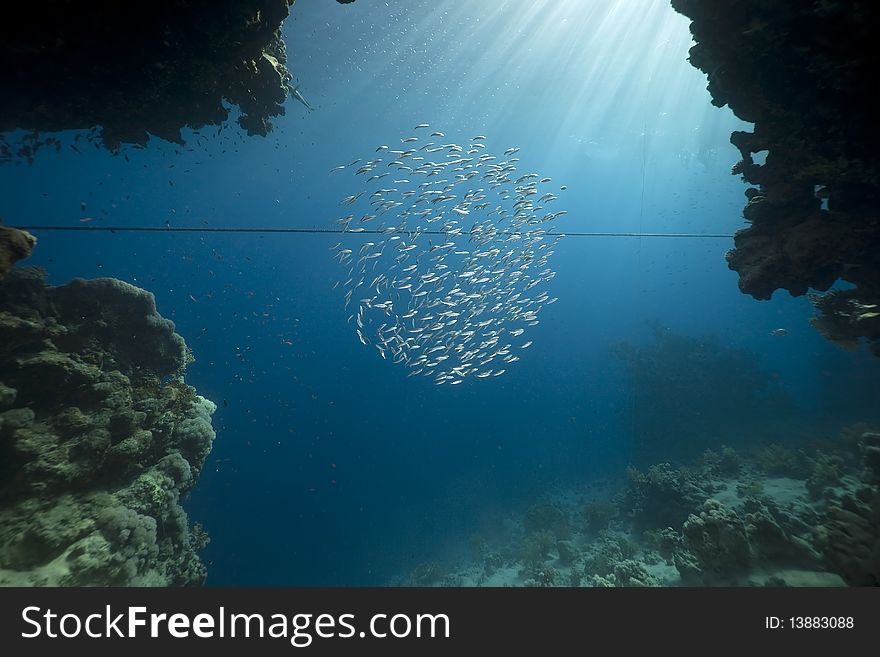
[0,268,215,586]
[676,499,752,585]
[818,432,880,585]
[1,1,299,158]
[671,0,880,355]
[621,462,712,532]
[0,228,35,278]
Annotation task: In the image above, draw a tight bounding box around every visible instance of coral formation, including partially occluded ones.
[522,503,570,540]
[583,532,636,579]
[581,500,617,533]
[582,532,658,587]
[701,446,741,477]
[742,497,821,568]
[805,452,845,499]
[404,424,873,587]
[519,529,558,573]
[522,567,557,588]
[1,1,298,158]
[608,560,659,587]
[621,463,711,532]
[642,527,682,564]
[0,228,35,278]
[671,0,880,354]
[675,499,752,585]
[674,497,821,585]
[0,268,215,585]
[753,444,809,478]
[818,432,880,585]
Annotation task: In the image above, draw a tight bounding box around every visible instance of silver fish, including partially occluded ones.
[330,130,565,382]
[287,84,314,111]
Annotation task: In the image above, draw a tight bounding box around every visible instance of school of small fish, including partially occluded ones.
[330,125,566,385]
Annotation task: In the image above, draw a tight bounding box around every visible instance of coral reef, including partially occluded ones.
[0,228,35,278]
[674,496,822,585]
[671,0,880,354]
[805,452,845,499]
[611,323,798,464]
[742,497,821,568]
[522,503,570,540]
[582,532,657,587]
[607,560,659,587]
[818,432,880,585]
[701,445,741,476]
[642,527,682,564]
[522,567,557,588]
[621,463,712,532]
[1,1,298,158]
[0,268,215,585]
[583,532,635,578]
[752,444,810,478]
[520,529,557,568]
[581,500,617,533]
[675,499,752,585]
[406,424,875,587]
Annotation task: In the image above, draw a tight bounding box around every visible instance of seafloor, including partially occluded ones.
[396,426,880,587]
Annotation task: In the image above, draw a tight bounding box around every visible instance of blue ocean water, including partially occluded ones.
[4,0,878,585]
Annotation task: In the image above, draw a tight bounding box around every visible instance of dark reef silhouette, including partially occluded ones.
[0,1,298,159]
[672,0,880,355]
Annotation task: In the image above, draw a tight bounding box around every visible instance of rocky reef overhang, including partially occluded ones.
[0,0,299,158]
[671,0,880,355]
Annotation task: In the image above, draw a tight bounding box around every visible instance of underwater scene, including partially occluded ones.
[1,0,879,588]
